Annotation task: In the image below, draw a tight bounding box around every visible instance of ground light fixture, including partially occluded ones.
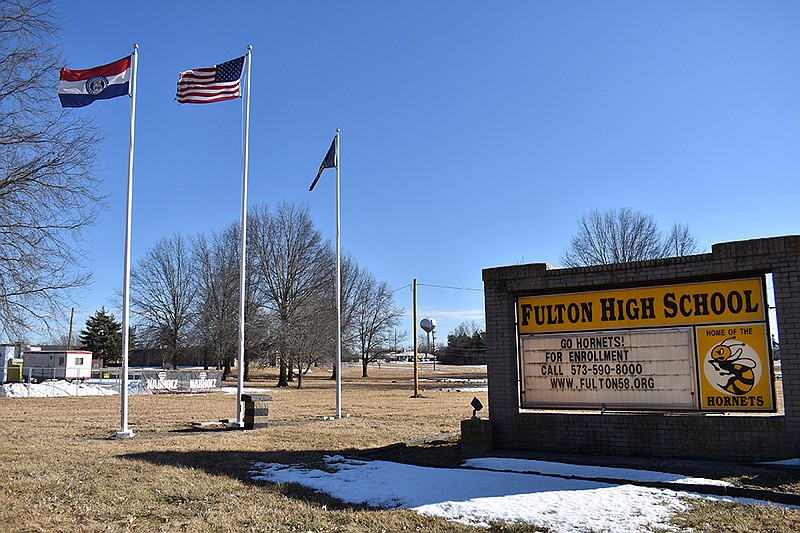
[471,396,483,419]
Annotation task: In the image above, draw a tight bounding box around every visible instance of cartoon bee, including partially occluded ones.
[708,337,757,395]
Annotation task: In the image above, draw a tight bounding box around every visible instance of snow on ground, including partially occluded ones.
[434,387,489,392]
[1,380,273,398]
[219,386,272,395]
[2,380,119,398]
[250,455,791,531]
[464,457,731,486]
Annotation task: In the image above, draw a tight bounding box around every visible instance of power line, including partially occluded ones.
[418,282,482,292]
[391,281,483,294]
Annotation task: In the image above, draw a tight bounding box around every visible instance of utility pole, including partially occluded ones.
[67,307,74,350]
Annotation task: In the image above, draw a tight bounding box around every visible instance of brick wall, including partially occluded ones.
[482,236,800,461]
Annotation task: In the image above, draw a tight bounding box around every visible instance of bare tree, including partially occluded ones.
[130,235,196,369]
[329,252,367,380]
[193,227,238,373]
[561,208,699,267]
[249,202,332,387]
[287,294,336,389]
[663,222,699,257]
[193,222,265,379]
[0,0,104,339]
[351,272,404,378]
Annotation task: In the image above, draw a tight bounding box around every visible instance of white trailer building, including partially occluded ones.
[22,349,92,381]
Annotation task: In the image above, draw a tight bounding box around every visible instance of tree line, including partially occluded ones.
[83,202,404,387]
[132,202,404,385]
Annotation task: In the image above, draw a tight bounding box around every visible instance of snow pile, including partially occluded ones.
[1,380,146,397]
[251,455,716,530]
[2,380,117,398]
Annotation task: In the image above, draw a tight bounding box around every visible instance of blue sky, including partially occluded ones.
[52,1,800,345]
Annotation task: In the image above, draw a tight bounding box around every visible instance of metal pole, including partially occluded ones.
[117,44,138,439]
[335,129,342,418]
[235,45,253,429]
[426,331,431,362]
[432,329,436,371]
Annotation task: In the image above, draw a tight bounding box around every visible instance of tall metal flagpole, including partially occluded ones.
[335,129,342,419]
[117,44,138,439]
[235,45,253,428]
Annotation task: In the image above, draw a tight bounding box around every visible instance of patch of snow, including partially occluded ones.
[219,386,272,395]
[250,455,699,530]
[465,457,731,486]
[2,380,118,398]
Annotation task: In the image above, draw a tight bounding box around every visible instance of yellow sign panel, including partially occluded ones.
[695,323,774,411]
[518,278,764,334]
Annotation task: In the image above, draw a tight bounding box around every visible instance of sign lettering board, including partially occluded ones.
[517,278,774,412]
[520,329,697,409]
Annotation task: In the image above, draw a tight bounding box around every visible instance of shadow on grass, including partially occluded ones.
[119,433,482,512]
[120,447,377,511]
[119,441,800,518]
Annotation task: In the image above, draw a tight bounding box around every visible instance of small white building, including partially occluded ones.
[22,348,92,381]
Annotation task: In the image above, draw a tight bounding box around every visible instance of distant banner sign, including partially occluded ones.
[139,369,223,394]
[520,329,697,409]
[518,278,765,334]
[695,323,774,411]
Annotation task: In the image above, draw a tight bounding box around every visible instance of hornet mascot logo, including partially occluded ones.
[706,337,759,395]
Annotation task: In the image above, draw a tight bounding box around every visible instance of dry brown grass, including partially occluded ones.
[1,364,798,532]
[0,364,496,532]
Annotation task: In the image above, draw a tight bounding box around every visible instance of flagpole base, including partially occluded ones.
[114,429,134,439]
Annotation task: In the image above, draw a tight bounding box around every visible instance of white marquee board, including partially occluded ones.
[520,328,697,409]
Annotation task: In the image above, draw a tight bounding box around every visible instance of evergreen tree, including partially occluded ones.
[79,307,122,364]
[438,321,486,364]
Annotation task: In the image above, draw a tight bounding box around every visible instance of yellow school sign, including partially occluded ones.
[519,278,764,333]
[517,278,774,412]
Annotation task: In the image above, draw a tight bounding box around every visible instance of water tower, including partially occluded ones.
[420,317,437,366]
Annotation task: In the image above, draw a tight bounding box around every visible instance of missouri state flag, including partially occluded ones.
[58,56,131,108]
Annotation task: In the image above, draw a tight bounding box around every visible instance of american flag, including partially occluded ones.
[176,56,245,104]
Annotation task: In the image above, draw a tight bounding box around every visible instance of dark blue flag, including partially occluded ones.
[309,137,337,191]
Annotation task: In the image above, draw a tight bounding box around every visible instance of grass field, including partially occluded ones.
[1,364,799,532]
